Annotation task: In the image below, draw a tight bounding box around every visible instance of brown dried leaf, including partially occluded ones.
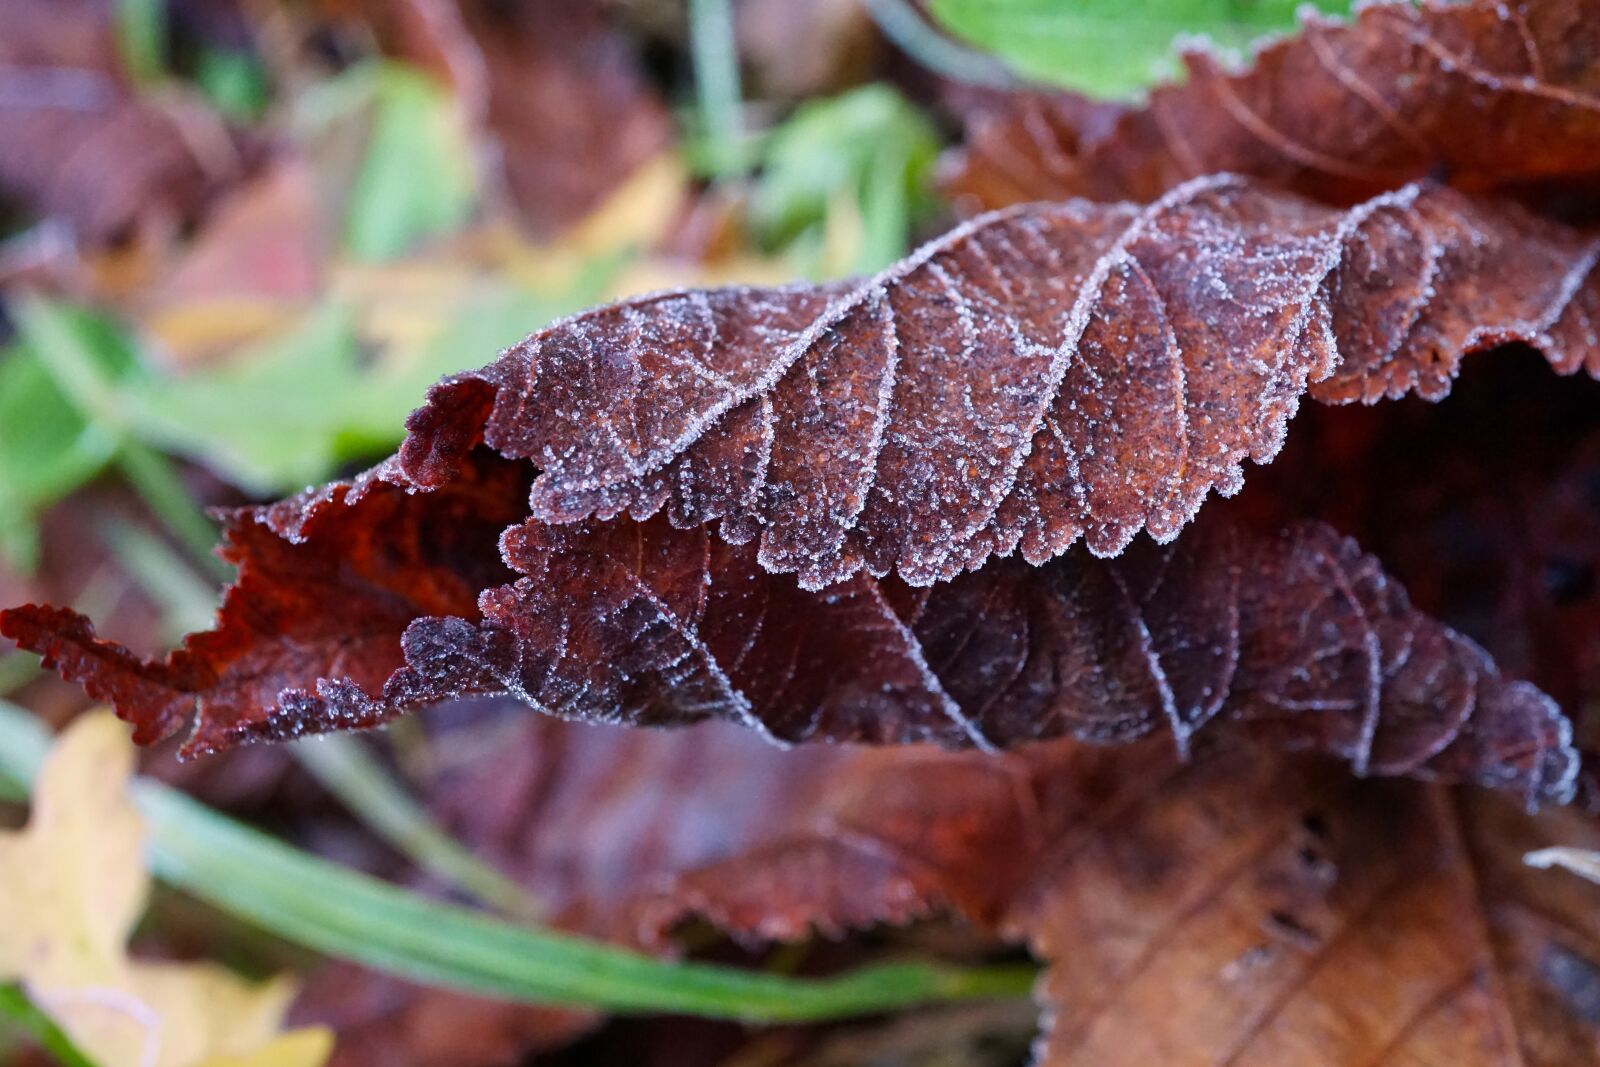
[4,142,1597,803]
[639,740,1600,1067]
[0,451,1580,805]
[296,709,1600,1067]
[0,0,242,242]
[943,0,1600,214]
[355,0,674,237]
[411,179,1600,588]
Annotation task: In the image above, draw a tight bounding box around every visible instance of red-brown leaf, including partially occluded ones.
[943,0,1600,214]
[409,180,1600,588]
[5,50,1598,803]
[0,444,1580,805]
[0,0,243,241]
[637,739,1600,1066]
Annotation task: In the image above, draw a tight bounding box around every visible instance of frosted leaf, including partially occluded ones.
[398,179,1600,589]
[946,0,1600,213]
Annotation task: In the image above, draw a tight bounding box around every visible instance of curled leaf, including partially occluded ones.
[406,178,1600,588]
[0,451,1579,805]
[944,0,1600,212]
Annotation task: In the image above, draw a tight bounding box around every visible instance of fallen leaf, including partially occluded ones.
[0,446,1580,807]
[295,60,478,262]
[2,166,1596,794]
[460,0,673,238]
[0,0,244,242]
[0,711,331,1067]
[294,700,1600,1067]
[943,0,1600,211]
[416,179,1600,590]
[5,0,1599,816]
[637,738,1600,1066]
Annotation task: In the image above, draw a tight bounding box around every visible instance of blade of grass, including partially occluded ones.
[0,985,98,1067]
[10,297,225,580]
[115,0,167,84]
[689,0,746,179]
[98,521,218,639]
[0,652,40,697]
[112,446,227,581]
[0,702,1038,1021]
[862,0,1016,87]
[294,734,543,919]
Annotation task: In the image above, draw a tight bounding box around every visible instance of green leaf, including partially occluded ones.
[929,0,1354,99]
[115,0,167,84]
[752,85,940,276]
[0,306,141,571]
[125,280,597,495]
[300,62,478,261]
[0,701,1037,1023]
[123,303,362,493]
[196,48,270,122]
[9,297,222,574]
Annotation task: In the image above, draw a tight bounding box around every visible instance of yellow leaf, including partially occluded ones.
[198,1028,336,1067]
[0,712,331,1067]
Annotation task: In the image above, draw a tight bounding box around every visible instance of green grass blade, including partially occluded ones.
[0,985,99,1067]
[294,734,543,919]
[689,0,746,178]
[0,702,1037,1022]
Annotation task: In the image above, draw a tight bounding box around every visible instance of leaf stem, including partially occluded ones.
[0,702,1038,1022]
[0,985,99,1067]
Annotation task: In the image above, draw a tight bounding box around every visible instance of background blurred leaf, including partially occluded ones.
[929,0,1352,98]
[115,0,167,84]
[127,274,605,495]
[196,48,270,122]
[0,307,141,571]
[0,711,331,1067]
[299,62,478,262]
[752,84,938,276]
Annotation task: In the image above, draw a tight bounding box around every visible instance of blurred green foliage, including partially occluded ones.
[0,277,602,571]
[129,282,601,495]
[0,307,139,570]
[930,0,1353,98]
[196,47,271,121]
[115,0,167,84]
[299,62,478,262]
[752,85,940,277]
